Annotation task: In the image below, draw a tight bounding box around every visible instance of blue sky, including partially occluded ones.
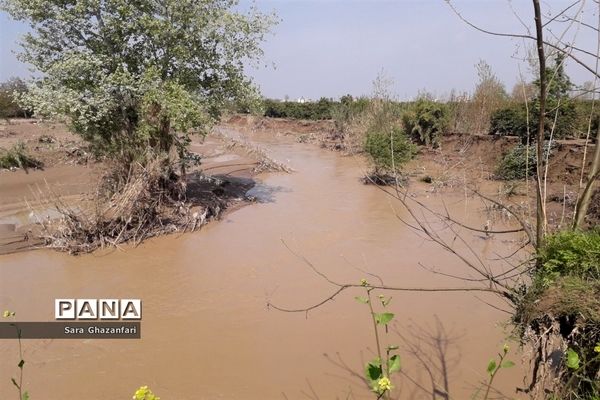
[1,0,598,100]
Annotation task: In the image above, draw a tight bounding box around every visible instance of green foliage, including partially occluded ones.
[560,339,600,399]
[537,229,600,285]
[402,99,449,147]
[534,54,573,100]
[489,105,531,138]
[263,97,336,120]
[566,348,581,370]
[0,142,43,171]
[490,55,578,140]
[0,78,31,118]
[515,229,600,399]
[330,96,370,132]
[486,359,497,375]
[534,53,576,139]
[357,280,401,397]
[374,312,394,325]
[489,101,578,141]
[1,0,276,168]
[495,144,536,180]
[495,141,555,180]
[3,311,27,400]
[364,127,416,174]
[542,97,578,139]
[388,354,401,373]
[478,345,515,400]
[365,358,383,381]
[573,100,600,139]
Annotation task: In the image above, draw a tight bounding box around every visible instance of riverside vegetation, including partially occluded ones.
[251,16,599,400]
[0,0,277,252]
[1,0,600,399]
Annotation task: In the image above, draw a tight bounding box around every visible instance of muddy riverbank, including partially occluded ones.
[0,121,531,399]
[226,114,599,227]
[0,119,269,254]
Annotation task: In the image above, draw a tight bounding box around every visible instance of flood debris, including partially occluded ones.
[362,173,407,186]
[212,129,293,173]
[30,156,254,254]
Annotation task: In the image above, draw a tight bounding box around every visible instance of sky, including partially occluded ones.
[1,0,598,101]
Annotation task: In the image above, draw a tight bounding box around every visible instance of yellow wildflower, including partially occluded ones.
[377,376,392,392]
[594,343,600,353]
[503,343,509,354]
[133,386,159,400]
[3,310,13,318]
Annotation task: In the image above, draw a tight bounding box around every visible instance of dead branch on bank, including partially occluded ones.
[212,128,294,173]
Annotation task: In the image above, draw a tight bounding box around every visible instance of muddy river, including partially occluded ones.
[0,128,526,399]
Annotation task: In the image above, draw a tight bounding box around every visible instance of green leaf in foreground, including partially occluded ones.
[365,358,383,381]
[487,359,497,376]
[388,354,401,373]
[566,348,580,370]
[501,360,515,369]
[354,296,369,304]
[374,312,394,325]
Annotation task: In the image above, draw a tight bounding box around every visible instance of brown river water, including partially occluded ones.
[0,128,527,399]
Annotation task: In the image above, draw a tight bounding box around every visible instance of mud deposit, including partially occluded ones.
[0,126,528,399]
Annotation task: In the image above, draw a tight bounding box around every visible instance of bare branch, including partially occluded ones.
[444,0,600,80]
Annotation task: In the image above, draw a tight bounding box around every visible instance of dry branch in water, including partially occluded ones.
[267,238,516,316]
[212,129,294,174]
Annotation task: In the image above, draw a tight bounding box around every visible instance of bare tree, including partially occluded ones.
[445,0,600,231]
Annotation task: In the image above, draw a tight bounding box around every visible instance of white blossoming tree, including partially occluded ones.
[2,0,275,173]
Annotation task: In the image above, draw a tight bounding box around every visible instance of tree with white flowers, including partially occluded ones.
[2,0,276,174]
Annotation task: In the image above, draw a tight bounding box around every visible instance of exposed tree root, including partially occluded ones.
[516,279,600,398]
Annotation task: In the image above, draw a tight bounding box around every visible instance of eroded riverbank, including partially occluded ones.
[0,119,268,254]
[0,125,528,399]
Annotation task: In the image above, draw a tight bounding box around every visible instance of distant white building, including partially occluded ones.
[297,97,306,103]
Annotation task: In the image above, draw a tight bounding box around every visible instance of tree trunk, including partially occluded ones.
[533,0,548,249]
[159,118,172,153]
[573,126,600,228]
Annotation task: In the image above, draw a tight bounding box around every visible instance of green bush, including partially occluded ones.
[544,98,577,139]
[573,100,600,140]
[261,97,410,125]
[537,229,600,285]
[330,96,370,132]
[364,126,416,174]
[489,101,577,141]
[495,144,536,180]
[489,105,531,138]
[402,99,449,147]
[0,142,43,170]
[263,97,335,120]
[516,228,600,399]
[490,56,578,140]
